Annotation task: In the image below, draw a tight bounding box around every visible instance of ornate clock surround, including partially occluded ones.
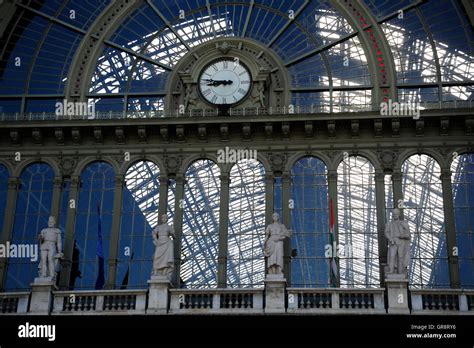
[166,38,290,112]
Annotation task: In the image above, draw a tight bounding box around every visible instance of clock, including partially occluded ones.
[198,58,252,106]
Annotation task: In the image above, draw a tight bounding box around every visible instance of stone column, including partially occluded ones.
[440,168,460,288]
[50,176,63,220]
[106,175,124,289]
[158,176,169,218]
[0,177,19,289]
[217,172,230,288]
[265,173,274,226]
[327,169,340,286]
[281,172,291,282]
[172,175,185,287]
[59,175,80,289]
[391,170,404,217]
[375,170,388,284]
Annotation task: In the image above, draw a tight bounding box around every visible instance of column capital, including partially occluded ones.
[281,172,291,182]
[219,172,230,184]
[7,177,19,189]
[327,170,337,182]
[175,174,185,184]
[54,176,63,188]
[70,175,80,188]
[440,168,452,180]
[374,170,385,181]
[159,176,169,185]
[265,173,274,183]
[391,171,403,181]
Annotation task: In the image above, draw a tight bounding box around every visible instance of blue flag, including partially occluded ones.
[95,204,105,290]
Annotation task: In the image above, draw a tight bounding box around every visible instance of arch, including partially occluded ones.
[178,153,221,176]
[116,160,162,288]
[71,161,116,290]
[12,157,60,178]
[5,162,55,291]
[0,160,14,176]
[333,150,383,173]
[402,154,449,288]
[285,152,331,173]
[119,155,165,177]
[396,149,446,170]
[290,156,330,287]
[337,155,380,287]
[450,153,474,288]
[227,159,266,288]
[72,156,120,178]
[180,159,221,288]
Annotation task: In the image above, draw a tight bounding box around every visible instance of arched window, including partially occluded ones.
[290,157,329,287]
[402,154,449,288]
[73,162,115,289]
[181,160,220,288]
[117,161,160,289]
[227,159,266,288]
[0,164,9,236]
[6,163,54,290]
[337,156,379,287]
[451,153,474,288]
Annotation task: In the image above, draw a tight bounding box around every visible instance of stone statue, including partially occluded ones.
[38,216,63,280]
[384,208,411,277]
[152,214,175,280]
[264,213,292,275]
[183,84,198,110]
[251,81,265,107]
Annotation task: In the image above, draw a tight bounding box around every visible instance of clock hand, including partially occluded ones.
[204,79,234,86]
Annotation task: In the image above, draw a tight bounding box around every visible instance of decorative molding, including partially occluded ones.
[115,127,125,144]
[32,128,43,145]
[327,120,336,137]
[58,157,77,177]
[137,126,147,143]
[10,129,20,145]
[71,127,81,145]
[164,155,182,175]
[268,153,287,173]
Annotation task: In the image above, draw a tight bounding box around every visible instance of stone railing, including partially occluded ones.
[287,288,386,314]
[169,288,264,314]
[1,100,472,121]
[410,289,474,314]
[51,290,147,315]
[0,292,29,314]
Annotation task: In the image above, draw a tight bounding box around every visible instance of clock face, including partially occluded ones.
[198,58,252,105]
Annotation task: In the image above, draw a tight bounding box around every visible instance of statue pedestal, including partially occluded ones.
[30,277,55,315]
[147,275,171,314]
[264,274,286,314]
[385,274,410,314]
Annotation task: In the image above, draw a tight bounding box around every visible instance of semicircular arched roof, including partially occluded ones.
[0,0,472,114]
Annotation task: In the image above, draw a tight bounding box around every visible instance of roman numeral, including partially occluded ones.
[239,71,247,76]
[202,89,211,96]
[223,61,229,69]
[222,97,227,104]
[233,96,238,102]
[238,88,246,94]
[212,64,218,71]
[241,80,250,84]
[211,95,218,103]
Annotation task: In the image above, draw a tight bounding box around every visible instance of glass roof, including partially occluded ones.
[0,0,472,114]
